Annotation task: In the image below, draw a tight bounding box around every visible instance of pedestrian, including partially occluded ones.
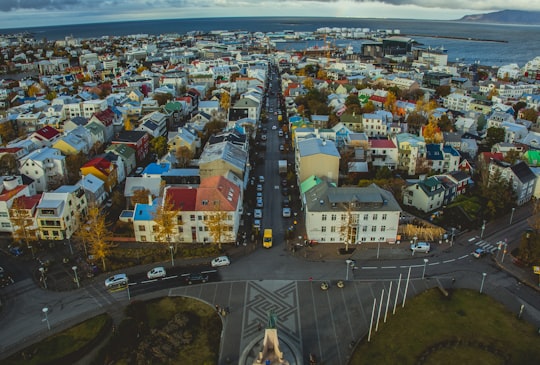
[225,306,230,314]
[258,322,262,331]
[451,277,456,285]
[215,304,220,312]
[221,308,226,316]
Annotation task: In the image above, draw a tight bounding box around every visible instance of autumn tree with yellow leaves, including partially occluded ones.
[422,118,443,143]
[79,204,113,271]
[152,192,182,248]
[205,201,234,250]
[10,197,39,254]
[220,91,230,111]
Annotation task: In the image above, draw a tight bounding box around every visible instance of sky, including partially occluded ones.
[0,0,537,30]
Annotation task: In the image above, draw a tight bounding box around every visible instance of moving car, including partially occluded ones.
[272,125,277,130]
[472,248,487,258]
[185,272,209,284]
[104,273,128,289]
[147,267,166,279]
[410,242,431,253]
[211,256,231,267]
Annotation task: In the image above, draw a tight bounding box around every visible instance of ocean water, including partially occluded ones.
[1,17,538,67]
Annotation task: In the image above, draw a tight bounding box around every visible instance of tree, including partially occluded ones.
[520,108,538,122]
[435,85,451,98]
[384,91,397,114]
[0,121,17,144]
[152,193,182,248]
[438,114,453,132]
[0,154,18,175]
[504,149,521,165]
[175,146,193,168]
[484,127,505,150]
[338,203,357,252]
[422,118,443,143]
[303,77,314,90]
[66,152,88,184]
[406,111,428,134]
[205,202,234,250]
[79,204,113,271]
[149,136,167,158]
[10,197,39,254]
[153,93,172,106]
[316,69,327,79]
[132,188,152,206]
[220,91,230,111]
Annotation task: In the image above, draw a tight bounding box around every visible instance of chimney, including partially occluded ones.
[148,194,153,205]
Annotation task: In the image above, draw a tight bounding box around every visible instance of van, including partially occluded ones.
[410,242,431,253]
[263,229,273,248]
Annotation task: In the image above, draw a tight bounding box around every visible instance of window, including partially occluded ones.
[331,214,337,221]
[330,226,336,233]
[371,226,377,232]
[372,214,378,220]
[363,214,369,220]
[141,235,147,241]
[0,212,8,218]
[198,215,203,221]
[199,226,203,232]
[204,226,209,231]
[322,214,327,221]
[138,225,145,231]
[321,226,326,232]
[190,215,195,221]
[341,214,347,221]
[179,227,184,233]
[381,226,386,232]
[382,214,387,220]
[362,226,367,232]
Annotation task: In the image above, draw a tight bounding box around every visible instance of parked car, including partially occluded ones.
[410,242,431,253]
[8,246,23,256]
[254,209,263,219]
[135,167,144,175]
[104,273,128,289]
[258,175,265,183]
[279,144,284,151]
[0,267,14,288]
[253,219,261,229]
[185,272,209,284]
[147,267,166,279]
[256,198,264,208]
[281,179,288,187]
[256,192,263,198]
[282,207,291,218]
[256,184,263,192]
[472,248,487,258]
[211,256,231,267]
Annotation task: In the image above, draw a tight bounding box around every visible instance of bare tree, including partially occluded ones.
[338,202,357,252]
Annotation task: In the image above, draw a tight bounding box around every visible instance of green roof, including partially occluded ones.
[300,175,323,194]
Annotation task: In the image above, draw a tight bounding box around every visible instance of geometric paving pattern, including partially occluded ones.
[240,280,301,354]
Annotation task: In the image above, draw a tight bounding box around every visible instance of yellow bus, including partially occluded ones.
[263,229,273,248]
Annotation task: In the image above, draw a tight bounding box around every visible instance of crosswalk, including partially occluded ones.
[474,239,499,253]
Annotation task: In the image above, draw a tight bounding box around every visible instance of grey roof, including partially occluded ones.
[511,161,536,183]
[297,138,340,158]
[199,141,247,171]
[305,182,401,213]
[124,176,163,197]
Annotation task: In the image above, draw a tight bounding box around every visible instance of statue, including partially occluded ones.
[253,310,289,365]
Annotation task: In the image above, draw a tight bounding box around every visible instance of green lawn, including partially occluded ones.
[350,288,540,365]
[4,313,110,365]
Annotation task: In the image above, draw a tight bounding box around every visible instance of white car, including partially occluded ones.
[410,242,431,253]
[211,256,231,267]
[147,267,166,279]
[282,207,291,218]
[104,273,128,289]
[272,125,277,130]
[254,209,263,219]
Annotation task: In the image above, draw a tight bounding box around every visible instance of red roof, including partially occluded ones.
[480,152,504,164]
[0,147,23,154]
[164,186,197,211]
[370,139,396,148]
[92,108,114,126]
[83,157,113,174]
[369,95,387,103]
[196,176,240,211]
[9,193,42,209]
[34,126,60,140]
[0,185,27,202]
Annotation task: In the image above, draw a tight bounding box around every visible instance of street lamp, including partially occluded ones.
[72,266,80,288]
[42,307,50,330]
[422,259,429,279]
[510,207,515,225]
[345,259,355,280]
[28,245,34,258]
[169,245,174,267]
[480,272,487,293]
[480,220,486,239]
[451,227,456,247]
[39,267,47,289]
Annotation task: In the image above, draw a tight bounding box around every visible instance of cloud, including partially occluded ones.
[1,0,539,13]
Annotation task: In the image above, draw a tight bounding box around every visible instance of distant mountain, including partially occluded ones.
[458,10,540,25]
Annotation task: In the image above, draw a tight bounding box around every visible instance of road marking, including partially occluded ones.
[162,275,177,280]
[362,266,378,269]
[428,262,439,266]
[468,237,476,242]
[458,255,469,259]
[381,266,396,269]
[141,279,157,284]
[443,259,455,263]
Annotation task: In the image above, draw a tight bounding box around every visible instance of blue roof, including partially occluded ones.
[426,144,443,160]
[443,145,460,156]
[133,202,157,221]
[144,162,171,175]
